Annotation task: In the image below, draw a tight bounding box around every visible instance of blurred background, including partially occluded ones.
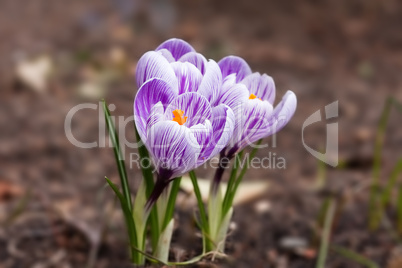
[1,0,402,267]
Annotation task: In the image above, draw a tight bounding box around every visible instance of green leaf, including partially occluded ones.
[222,151,243,216]
[189,170,210,251]
[397,185,402,234]
[215,207,233,253]
[102,100,132,211]
[105,177,140,264]
[162,177,182,230]
[224,139,262,216]
[331,245,379,268]
[154,219,174,263]
[134,127,159,249]
[316,198,337,268]
[133,179,149,254]
[208,183,223,247]
[381,159,402,206]
[369,97,402,230]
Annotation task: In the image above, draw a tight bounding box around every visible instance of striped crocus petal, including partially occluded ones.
[146,120,201,179]
[157,48,175,63]
[146,102,164,134]
[178,52,207,74]
[136,51,178,89]
[156,38,195,61]
[229,99,274,153]
[264,90,297,137]
[200,104,235,163]
[218,56,252,82]
[214,74,249,112]
[134,78,178,141]
[164,92,212,128]
[189,120,213,163]
[197,60,222,105]
[241,72,276,104]
[170,62,203,95]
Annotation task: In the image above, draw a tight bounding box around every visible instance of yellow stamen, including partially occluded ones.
[172,109,188,125]
[249,93,262,100]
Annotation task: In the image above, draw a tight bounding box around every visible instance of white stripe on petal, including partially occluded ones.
[218,56,252,82]
[241,72,276,104]
[202,104,235,161]
[197,60,222,105]
[134,78,177,141]
[136,51,178,90]
[178,52,207,74]
[146,121,201,178]
[156,38,195,61]
[170,62,203,95]
[164,92,212,128]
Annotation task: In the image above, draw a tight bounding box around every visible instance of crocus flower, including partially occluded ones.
[215,56,297,158]
[134,43,235,208]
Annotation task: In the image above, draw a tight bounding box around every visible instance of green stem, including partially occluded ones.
[369,97,392,230]
[189,170,211,251]
[103,101,139,263]
[316,198,336,268]
[225,140,262,215]
[134,128,159,249]
[331,245,379,268]
[162,177,182,230]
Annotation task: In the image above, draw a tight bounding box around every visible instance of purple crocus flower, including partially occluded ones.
[215,56,297,158]
[134,40,234,208]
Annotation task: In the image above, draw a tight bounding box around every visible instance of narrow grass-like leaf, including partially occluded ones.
[316,198,336,268]
[222,151,243,216]
[105,177,139,263]
[369,97,392,230]
[369,97,402,230]
[162,177,182,230]
[155,219,174,263]
[381,159,402,206]
[102,100,132,211]
[134,127,160,249]
[189,170,211,251]
[311,197,331,248]
[3,190,30,226]
[397,185,402,234]
[331,245,379,268]
[315,158,327,190]
[224,139,262,215]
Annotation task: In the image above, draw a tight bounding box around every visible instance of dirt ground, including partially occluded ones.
[1,0,402,267]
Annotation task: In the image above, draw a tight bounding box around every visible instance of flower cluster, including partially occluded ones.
[104,38,297,265]
[134,38,297,183]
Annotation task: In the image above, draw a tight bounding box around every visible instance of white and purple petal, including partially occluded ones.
[164,92,212,127]
[156,38,195,61]
[146,121,201,179]
[136,51,178,89]
[214,74,249,111]
[178,52,207,74]
[264,90,297,137]
[146,102,164,134]
[197,60,222,105]
[201,104,235,162]
[229,99,274,152]
[241,72,276,104]
[189,120,213,163]
[218,56,252,82]
[157,48,175,63]
[134,78,177,140]
[170,62,203,95]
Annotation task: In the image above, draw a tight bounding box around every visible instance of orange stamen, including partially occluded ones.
[249,93,262,100]
[172,109,188,125]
